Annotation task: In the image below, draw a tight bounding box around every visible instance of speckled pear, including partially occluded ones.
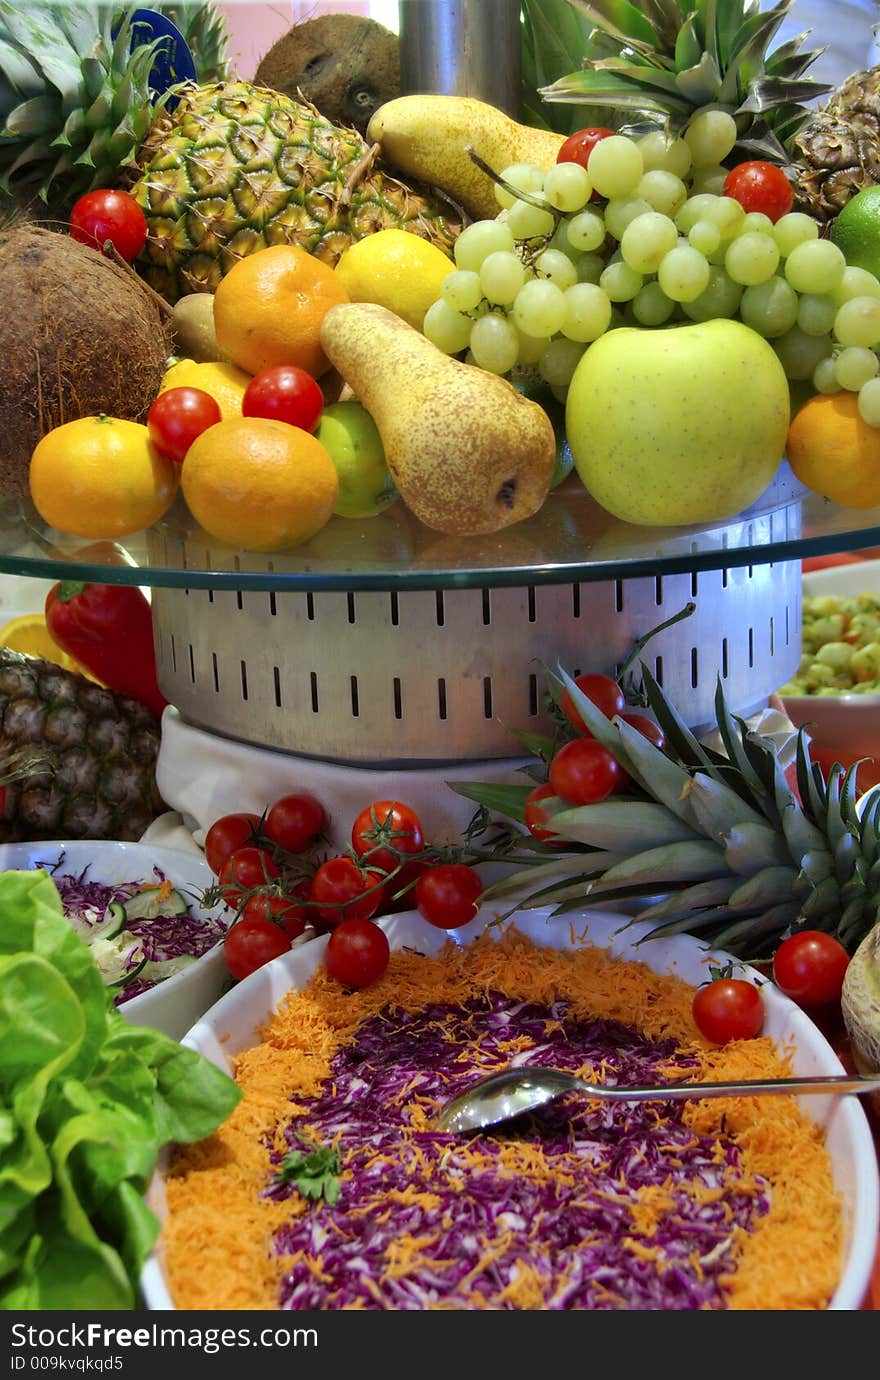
[319,302,556,535]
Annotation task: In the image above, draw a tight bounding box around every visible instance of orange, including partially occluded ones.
[29,416,179,539]
[786,391,880,508]
[212,245,349,378]
[181,417,339,551]
[159,358,252,418]
[0,614,82,673]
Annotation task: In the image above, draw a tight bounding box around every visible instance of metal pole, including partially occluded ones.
[398,0,523,119]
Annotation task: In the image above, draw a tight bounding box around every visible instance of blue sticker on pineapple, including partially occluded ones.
[125,8,198,109]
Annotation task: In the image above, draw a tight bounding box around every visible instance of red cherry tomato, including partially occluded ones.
[219,845,281,908]
[351,800,425,874]
[310,856,384,928]
[549,737,621,805]
[772,931,850,1007]
[692,978,764,1044]
[204,812,263,876]
[722,161,794,222]
[325,917,390,988]
[618,712,666,750]
[524,782,565,845]
[560,672,625,735]
[242,365,325,433]
[69,189,148,261]
[415,863,483,929]
[264,793,326,854]
[558,126,616,170]
[241,884,310,941]
[223,915,291,980]
[147,387,222,463]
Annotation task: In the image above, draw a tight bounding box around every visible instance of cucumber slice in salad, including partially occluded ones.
[91,934,148,989]
[121,886,189,920]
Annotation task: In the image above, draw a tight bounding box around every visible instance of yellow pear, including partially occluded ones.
[319,302,556,535]
[367,95,565,220]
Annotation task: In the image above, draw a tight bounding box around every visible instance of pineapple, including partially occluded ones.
[0,4,460,302]
[0,649,163,843]
[456,666,880,962]
[790,65,880,222]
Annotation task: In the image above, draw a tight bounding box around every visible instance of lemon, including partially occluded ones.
[159,358,252,418]
[333,229,455,331]
[0,614,81,672]
[830,187,880,281]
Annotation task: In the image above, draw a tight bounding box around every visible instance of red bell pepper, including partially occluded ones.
[44,581,168,719]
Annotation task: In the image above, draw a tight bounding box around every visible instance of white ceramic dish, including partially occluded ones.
[0,839,232,1041]
[141,905,880,1312]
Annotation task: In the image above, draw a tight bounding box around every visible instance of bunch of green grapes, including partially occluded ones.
[422,111,880,425]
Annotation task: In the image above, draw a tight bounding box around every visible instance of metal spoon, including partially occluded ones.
[435,1065,880,1135]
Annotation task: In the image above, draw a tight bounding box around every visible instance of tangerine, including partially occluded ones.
[181,417,339,551]
[159,358,252,418]
[29,415,179,539]
[786,390,880,508]
[212,245,349,378]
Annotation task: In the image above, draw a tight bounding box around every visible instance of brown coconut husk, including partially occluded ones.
[254,13,399,134]
[0,223,171,499]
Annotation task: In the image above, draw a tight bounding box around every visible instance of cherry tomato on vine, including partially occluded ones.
[219,845,281,907]
[242,365,325,433]
[224,915,291,980]
[557,126,616,171]
[325,917,390,988]
[148,387,222,463]
[264,793,326,853]
[241,884,310,941]
[351,800,425,874]
[415,863,483,929]
[772,931,850,1007]
[69,188,148,261]
[524,782,565,845]
[560,672,625,735]
[692,977,764,1044]
[619,712,666,750]
[205,812,263,876]
[722,161,794,222]
[310,856,384,928]
[549,737,621,805]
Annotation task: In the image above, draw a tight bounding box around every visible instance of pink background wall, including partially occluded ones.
[219,2,374,79]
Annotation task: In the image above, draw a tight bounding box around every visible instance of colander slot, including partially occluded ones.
[529,672,538,716]
[572,584,580,618]
[240,660,248,701]
[390,591,399,626]
[170,634,177,674]
[207,588,214,604]
[654,575,663,606]
[188,645,196,684]
[785,606,790,645]
[438,679,447,720]
[347,593,356,624]
[393,678,402,719]
[350,675,359,716]
[482,590,491,625]
[235,591,243,611]
[770,616,775,657]
[273,667,282,708]
[269,592,277,617]
[615,580,624,613]
[655,655,664,686]
[722,567,729,588]
[690,647,698,689]
[691,570,698,598]
[527,587,536,623]
[307,593,315,621]
[212,652,219,693]
[435,591,445,626]
[483,677,493,719]
[748,628,755,668]
[722,637,729,679]
[310,672,318,712]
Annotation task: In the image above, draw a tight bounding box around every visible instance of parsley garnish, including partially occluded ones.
[273,1135,341,1205]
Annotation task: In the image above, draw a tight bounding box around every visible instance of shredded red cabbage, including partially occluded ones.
[271,992,769,1311]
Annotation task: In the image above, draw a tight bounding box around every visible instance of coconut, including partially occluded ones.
[841,917,880,1116]
[0,224,171,499]
[254,14,400,134]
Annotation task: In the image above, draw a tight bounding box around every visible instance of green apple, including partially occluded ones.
[315,401,399,519]
[565,320,791,526]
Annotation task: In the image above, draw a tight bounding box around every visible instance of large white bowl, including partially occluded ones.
[141,905,880,1312]
[0,839,232,1041]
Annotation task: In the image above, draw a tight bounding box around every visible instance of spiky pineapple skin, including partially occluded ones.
[128,81,461,302]
[790,65,880,222]
[0,649,163,843]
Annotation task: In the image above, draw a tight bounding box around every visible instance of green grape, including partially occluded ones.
[516,328,551,364]
[704,196,746,238]
[543,161,592,212]
[603,196,651,241]
[773,212,819,257]
[636,169,688,218]
[835,345,880,390]
[495,163,545,211]
[784,239,847,295]
[468,312,520,374]
[454,219,516,271]
[739,276,799,337]
[684,109,738,167]
[834,266,880,304]
[423,299,474,353]
[631,280,676,326]
[539,336,587,387]
[681,266,743,321]
[574,251,606,284]
[534,248,578,290]
[688,219,722,256]
[724,232,780,286]
[600,259,644,302]
[740,211,776,236]
[637,131,693,179]
[587,135,644,198]
[561,282,613,341]
[834,294,880,348]
[512,278,567,337]
[813,356,841,395]
[688,165,728,196]
[858,377,880,426]
[441,269,483,313]
[797,293,839,337]
[774,325,833,380]
[506,198,557,240]
[657,244,711,302]
[675,193,719,234]
[479,251,525,306]
[620,210,679,274]
[566,209,606,252]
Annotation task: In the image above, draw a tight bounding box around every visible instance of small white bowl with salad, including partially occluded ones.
[0,839,233,1040]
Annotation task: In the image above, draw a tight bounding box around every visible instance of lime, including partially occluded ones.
[830,187,880,280]
[314,402,399,518]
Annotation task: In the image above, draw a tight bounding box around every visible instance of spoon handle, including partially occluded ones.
[583,1072,880,1101]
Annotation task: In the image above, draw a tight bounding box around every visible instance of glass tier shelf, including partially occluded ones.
[1,462,878,592]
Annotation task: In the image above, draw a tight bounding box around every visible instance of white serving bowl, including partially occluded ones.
[0,838,232,1041]
[141,905,880,1312]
